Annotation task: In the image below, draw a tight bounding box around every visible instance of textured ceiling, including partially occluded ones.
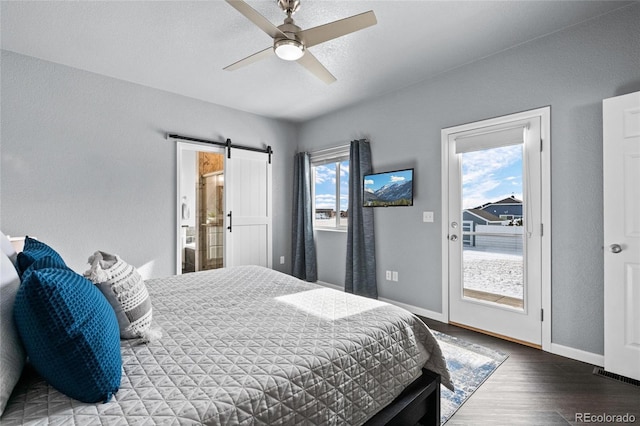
[1,1,632,122]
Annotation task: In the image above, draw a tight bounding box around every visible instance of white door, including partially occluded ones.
[603,91,640,381]
[224,148,272,268]
[442,107,550,347]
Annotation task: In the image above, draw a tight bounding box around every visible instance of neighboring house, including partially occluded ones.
[476,196,523,220]
[463,208,506,227]
[463,198,522,249]
[462,209,505,247]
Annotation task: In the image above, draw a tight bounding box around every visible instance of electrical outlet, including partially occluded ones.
[385,270,392,280]
[392,271,398,282]
[280,256,285,265]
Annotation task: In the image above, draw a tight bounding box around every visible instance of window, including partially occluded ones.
[310,146,350,230]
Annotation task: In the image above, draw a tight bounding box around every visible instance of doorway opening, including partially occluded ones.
[178,144,225,274]
[197,153,225,271]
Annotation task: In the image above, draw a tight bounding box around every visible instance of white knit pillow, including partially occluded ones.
[84,251,160,342]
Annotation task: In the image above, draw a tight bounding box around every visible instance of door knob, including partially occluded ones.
[450,234,458,241]
[609,244,622,254]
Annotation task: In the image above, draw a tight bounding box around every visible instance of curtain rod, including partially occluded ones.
[167,133,273,162]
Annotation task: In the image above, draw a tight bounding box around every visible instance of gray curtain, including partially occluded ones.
[345,140,377,298]
[291,152,317,282]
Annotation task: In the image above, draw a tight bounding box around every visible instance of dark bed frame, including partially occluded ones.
[364,369,441,426]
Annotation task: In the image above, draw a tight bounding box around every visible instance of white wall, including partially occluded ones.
[298,4,640,355]
[0,50,298,278]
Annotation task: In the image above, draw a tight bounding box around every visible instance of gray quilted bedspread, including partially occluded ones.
[2,265,451,425]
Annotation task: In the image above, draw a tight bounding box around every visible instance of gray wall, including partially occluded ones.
[2,4,639,357]
[1,50,297,278]
[298,4,640,355]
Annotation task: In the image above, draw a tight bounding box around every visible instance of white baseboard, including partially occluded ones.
[550,343,604,367]
[315,281,447,323]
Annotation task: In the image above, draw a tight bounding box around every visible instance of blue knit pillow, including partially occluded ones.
[22,254,68,274]
[16,236,66,276]
[13,267,122,403]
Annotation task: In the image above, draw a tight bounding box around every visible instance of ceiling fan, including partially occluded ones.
[223,0,377,84]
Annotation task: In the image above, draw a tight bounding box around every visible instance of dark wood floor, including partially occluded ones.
[420,318,640,425]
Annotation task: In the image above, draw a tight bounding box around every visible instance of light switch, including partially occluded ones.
[423,211,434,222]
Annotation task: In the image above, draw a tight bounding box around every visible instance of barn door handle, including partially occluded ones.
[227,211,232,232]
[609,244,622,253]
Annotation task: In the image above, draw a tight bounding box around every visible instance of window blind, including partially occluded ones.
[308,144,350,165]
[454,120,529,154]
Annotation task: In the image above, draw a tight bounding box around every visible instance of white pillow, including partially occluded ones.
[84,251,160,342]
[0,232,17,266]
[0,254,25,415]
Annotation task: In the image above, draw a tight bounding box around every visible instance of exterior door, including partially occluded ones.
[603,91,640,381]
[442,107,550,347]
[224,148,272,268]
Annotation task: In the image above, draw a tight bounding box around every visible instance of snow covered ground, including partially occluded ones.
[463,248,524,299]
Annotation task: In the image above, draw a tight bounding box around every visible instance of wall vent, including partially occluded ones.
[593,367,640,387]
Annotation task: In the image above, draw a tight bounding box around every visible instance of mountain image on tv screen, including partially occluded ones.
[363,169,414,207]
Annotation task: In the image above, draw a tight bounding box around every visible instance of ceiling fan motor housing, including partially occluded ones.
[274,17,305,60]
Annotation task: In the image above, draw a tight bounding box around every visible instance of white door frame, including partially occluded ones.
[441,107,551,351]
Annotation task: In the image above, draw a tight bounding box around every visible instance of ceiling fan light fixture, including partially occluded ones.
[274,38,304,61]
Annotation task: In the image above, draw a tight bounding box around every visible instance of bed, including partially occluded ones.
[1,262,452,425]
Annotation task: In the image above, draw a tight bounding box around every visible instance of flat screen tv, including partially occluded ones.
[363,168,414,207]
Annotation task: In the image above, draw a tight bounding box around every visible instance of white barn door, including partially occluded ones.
[603,91,640,381]
[224,148,272,268]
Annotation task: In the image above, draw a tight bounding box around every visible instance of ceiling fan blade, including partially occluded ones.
[224,46,274,71]
[225,0,288,40]
[298,10,377,48]
[296,51,336,84]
